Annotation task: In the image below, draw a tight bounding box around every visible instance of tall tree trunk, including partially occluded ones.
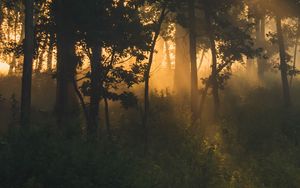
[290,19,300,87]
[8,13,20,75]
[143,7,167,152]
[20,0,34,127]
[143,30,159,153]
[47,34,54,72]
[21,13,25,40]
[55,34,78,123]
[197,49,205,71]
[104,96,111,139]
[174,24,190,95]
[9,56,17,75]
[246,58,255,74]
[55,0,79,123]
[165,40,172,70]
[188,0,198,120]
[37,42,47,73]
[204,7,220,118]
[257,16,267,79]
[0,1,3,65]
[88,44,101,138]
[6,11,14,75]
[0,0,3,25]
[275,16,291,107]
[14,12,19,42]
[73,78,89,125]
[246,5,256,73]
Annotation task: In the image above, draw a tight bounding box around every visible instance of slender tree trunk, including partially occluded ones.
[204,7,220,118]
[47,34,54,72]
[73,78,89,125]
[0,0,3,25]
[197,49,205,71]
[198,61,230,120]
[9,56,17,75]
[20,0,34,127]
[37,42,47,73]
[188,0,198,120]
[165,40,172,70]
[143,8,167,152]
[88,44,102,138]
[275,16,291,107]
[14,12,19,42]
[104,96,111,138]
[246,58,255,74]
[257,16,267,79]
[9,12,20,75]
[290,19,300,87]
[198,81,210,121]
[143,33,159,152]
[21,13,25,40]
[6,11,14,75]
[246,5,255,73]
[0,1,3,64]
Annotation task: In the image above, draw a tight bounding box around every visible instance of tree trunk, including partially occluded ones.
[37,42,47,73]
[257,16,267,79]
[55,0,79,123]
[104,96,111,139]
[14,12,19,42]
[73,78,89,125]
[275,16,291,107]
[143,32,159,152]
[55,34,78,123]
[20,0,34,127]
[174,24,190,95]
[8,56,17,75]
[290,19,300,87]
[246,57,255,74]
[0,0,3,25]
[188,0,198,120]
[9,12,20,75]
[143,7,167,152]
[47,34,54,72]
[21,13,25,40]
[197,49,205,71]
[165,40,172,70]
[198,81,210,121]
[204,7,220,118]
[88,44,102,138]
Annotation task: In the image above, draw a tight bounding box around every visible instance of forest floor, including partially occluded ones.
[0,74,300,188]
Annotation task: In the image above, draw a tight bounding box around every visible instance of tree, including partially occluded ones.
[142,3,169,149]
[72,0,151,138]
[196,0,257,119]
[46,33,54,72]
[203,3,220,118]
[275,16,291,107]
[290,19,300,86]
[188,0,198,119]
[52,0,79,123]
[248,1,268,79]
[174,24,190,96]
[20,0,34,126]
[261,0,300,107]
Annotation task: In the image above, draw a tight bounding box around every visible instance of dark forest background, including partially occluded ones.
[0,0,300,187]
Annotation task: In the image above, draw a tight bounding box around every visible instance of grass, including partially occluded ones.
[0,74,300,187]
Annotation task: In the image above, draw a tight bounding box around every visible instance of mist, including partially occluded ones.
[0,0,300,187]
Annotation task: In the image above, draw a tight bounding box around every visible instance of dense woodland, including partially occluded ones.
[0,0,300,187]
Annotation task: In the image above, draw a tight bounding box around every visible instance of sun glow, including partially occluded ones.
[0,62,9,75]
